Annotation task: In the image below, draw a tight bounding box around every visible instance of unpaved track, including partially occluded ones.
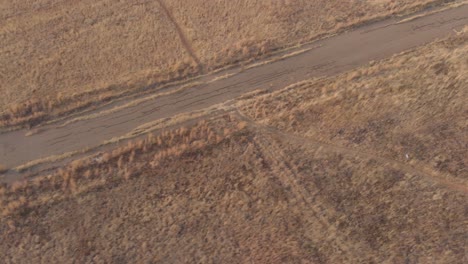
[156,0,201,66]
[239,111,468,194]
[252,133,373,256]
[1,4,467,171]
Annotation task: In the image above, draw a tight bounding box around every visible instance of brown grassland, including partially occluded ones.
[0,0,453,129]
[0,29,466,263]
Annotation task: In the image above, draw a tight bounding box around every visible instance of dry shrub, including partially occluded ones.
[102,153,113,163]
[83,170,93,180]
[216,135,224,143]
[31,175,48,189]
[60,170,72,192]
[69,178,77,194]
[70,160,84,174]
[122,168,133,181]
[1,116,245,217]
[117,156,125,170]
[10,180,28,193]
[237,121,248,130]
[2,196,28,217]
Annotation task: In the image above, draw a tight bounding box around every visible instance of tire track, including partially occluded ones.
[157,0,201,66]
[281,132,468,194]
[235,111,468,194]
[251,128,371,260]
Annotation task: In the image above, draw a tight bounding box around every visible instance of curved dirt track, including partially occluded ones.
[1,4,468,173]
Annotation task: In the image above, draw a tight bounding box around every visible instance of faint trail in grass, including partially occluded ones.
[235,111,468,194]
[251,125,371,260]
[157,0,201,66]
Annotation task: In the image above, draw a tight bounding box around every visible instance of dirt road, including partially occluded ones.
[1,4,467,172]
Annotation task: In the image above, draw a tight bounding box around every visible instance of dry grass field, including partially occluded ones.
[240,28,468,183]
[165,0,449,65]
[1,30,466,263]
[0,0,451,129]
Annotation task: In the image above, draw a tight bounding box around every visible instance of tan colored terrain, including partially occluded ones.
[239,30,468,183]
[1,28,466,263]
[165,0,446,65]
[0,0,452,128]
[2,3,467,172]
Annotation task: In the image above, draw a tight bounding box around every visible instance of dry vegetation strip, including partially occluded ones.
[1,114,466,262]
[1,117,244,217]
[13,97,233,173]
[0,0,456,130]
